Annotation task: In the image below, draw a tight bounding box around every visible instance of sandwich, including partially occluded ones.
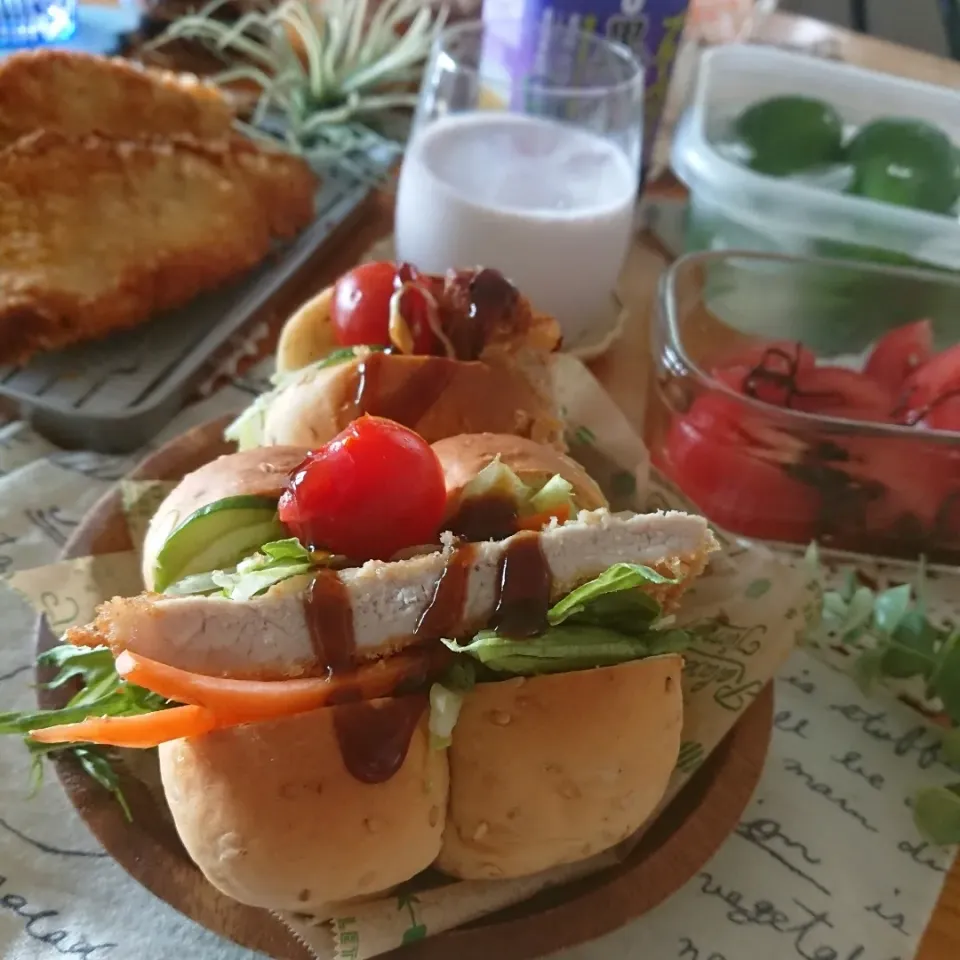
[226,261,565,451]
[12,418,718,916]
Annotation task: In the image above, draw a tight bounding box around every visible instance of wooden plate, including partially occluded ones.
[36,416,774,960]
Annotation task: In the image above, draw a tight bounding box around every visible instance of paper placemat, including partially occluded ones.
[0,358,956,960]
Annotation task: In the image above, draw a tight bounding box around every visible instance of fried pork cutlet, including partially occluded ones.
[0,49,235,146]
[0,132,317,364]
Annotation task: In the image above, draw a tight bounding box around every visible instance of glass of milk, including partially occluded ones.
[394,18,644,347]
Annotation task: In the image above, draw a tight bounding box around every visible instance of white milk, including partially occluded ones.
[394,111,637,344]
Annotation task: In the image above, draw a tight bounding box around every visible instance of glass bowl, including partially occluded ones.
[648,250,960,563]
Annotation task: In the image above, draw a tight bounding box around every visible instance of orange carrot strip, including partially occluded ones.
[517,504,571,531]
[115,647,444,722]
[29,705,218,748]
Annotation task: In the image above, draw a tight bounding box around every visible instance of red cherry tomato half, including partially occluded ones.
[331,261,439,354]
[278,416,446,560]
[864,319,933,394]
[660,397,819,543]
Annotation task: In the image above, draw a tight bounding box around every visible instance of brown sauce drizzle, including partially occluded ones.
[302,523,552,783]
[491,531,552,639]
[417,530,553,642]
[306,572,426,784]
[415,542,477,639]
[305,571,356,677]
[351,351,455,427]
[446,494,519,543]
[332,695,428,784]
[444,268,519,361]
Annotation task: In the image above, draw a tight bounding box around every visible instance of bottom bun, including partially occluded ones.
[160,696,449,914]
[436,655,683,880]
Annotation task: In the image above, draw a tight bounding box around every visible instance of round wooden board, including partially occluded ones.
[36,416,774,960]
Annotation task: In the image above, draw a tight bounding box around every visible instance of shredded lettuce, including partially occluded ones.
[443,562,688,677]
[162,571,223,597]
[224,346,387,450]
[460,457,530,505]
[164,538,325,601]
[428,684,464,751]
[458,458,579,524]
[529,474,575,515]
[211,538,314,601]
[427,658,476,751]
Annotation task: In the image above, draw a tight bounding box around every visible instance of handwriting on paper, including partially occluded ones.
[0,530,16,577]
[0,874,116,957]
[620,650,949,960]
[24,506,78,547]
[679,873,887,960]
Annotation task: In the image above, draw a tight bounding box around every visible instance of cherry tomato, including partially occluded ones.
[660,396,819,543]
[864,319,933,394]
[278,416,446,560]
[332,261,439,354]
[331,262,396,347]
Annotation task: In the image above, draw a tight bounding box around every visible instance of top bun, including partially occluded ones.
[432,433,608,514]
[141,446,308,590]
[260,354,565,451]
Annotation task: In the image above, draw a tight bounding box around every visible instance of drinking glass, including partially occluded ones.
[394,19,644,347]
[0,0,76,46]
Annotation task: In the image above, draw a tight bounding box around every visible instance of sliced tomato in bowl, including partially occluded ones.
[864,319,933,394]
[710,339,817,377]
[898,342,960,425]
[788,367,895,421]
[660,395,820,543]
[922,394,960,433]
[834,435,951,533]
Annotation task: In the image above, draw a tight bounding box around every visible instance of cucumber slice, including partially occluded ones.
[152,495,285,593]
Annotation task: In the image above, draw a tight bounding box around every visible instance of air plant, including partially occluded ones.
[149,0,447,166]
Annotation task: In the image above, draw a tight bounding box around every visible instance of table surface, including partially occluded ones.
[73,4,960,957]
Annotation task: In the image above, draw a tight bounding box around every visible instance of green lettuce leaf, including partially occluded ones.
[548,563,678,632]
[443,625,687,676]
[443,563,688,677]
[212,538,314,601]
[0,643,171,819]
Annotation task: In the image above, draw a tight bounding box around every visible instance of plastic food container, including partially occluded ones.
[647,251,960,563]
[671,45,960,272]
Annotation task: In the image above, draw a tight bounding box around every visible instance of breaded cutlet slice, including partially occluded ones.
[0,49,234,146]
[0,131,317,364]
